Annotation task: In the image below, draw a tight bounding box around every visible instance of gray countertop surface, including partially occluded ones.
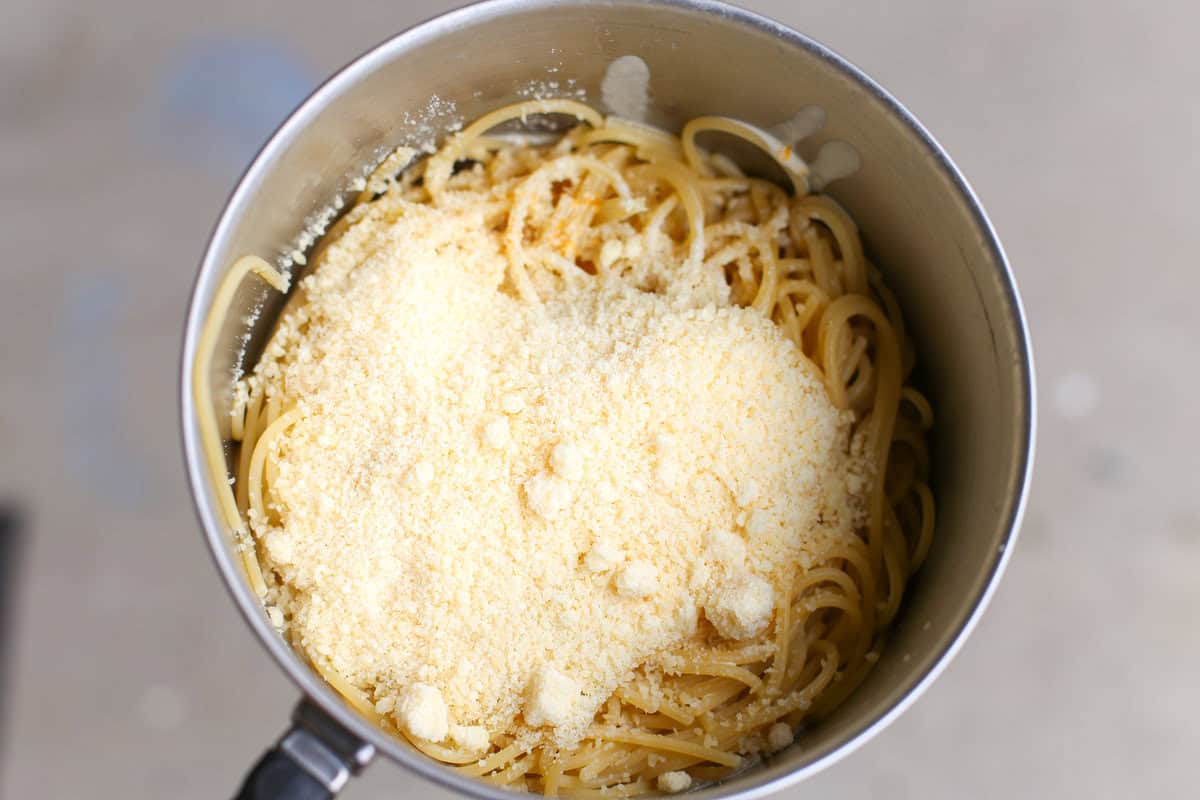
[1,0,1195,797]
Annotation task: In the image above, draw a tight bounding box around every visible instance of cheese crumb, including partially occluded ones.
[766,721,793,752]
[705,530,747,565]
[550,440,583,481]
[654,459,681,489]
[483,416,510,448]
[738,732,766,755]
[584,540,625,573]
[745,509,777,541]
[396,683,449,742]
[525,667,580,727]
[735,479,760,508]
[525,472,570,518]
[706,574,774,640]
[501,393,526,414]
[615,559,658,598]
[449,724,490,753]
[657,771,692,793]
[598,238,623,270]
[412,461,434,486]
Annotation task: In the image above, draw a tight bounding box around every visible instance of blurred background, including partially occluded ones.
[0,0,1195,797]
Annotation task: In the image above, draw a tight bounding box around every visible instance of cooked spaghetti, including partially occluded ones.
[194,99,935,796]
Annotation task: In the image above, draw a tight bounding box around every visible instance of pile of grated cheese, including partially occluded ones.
[251,196,868,750]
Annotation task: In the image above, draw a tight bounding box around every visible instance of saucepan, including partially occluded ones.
[180,0,1036,797]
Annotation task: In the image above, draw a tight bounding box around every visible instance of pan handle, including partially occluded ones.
[235,699,375,800]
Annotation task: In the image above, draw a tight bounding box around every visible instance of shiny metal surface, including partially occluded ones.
[280,700,377,792]
[279,728,354,792]
[180,0,1035,797]
[291,700,378,773]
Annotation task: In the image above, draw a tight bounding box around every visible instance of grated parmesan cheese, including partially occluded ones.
[251,194,868,749]
[525,666,582,728]
[704,530,747,566]
[657,771,692,793]
[615,559,659,598]
[706,574,775,640]
[501,392,526,415]
[449,724,490,753]
[525,471,571,519]
[412,461,434,486]
[584,540,625,573]
[396,683,449,742]
[766,721,794,752]
[483,416,511,449]
[550,440,584,481]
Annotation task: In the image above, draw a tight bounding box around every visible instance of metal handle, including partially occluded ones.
[235,700,375,800]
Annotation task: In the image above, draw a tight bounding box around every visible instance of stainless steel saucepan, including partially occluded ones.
[180,1,1036,797]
